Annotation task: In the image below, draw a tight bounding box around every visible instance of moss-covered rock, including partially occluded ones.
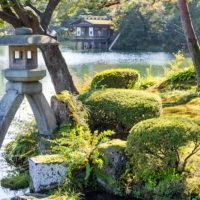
[51,91,88,126]
[80,89,162,136]
[98,139,127,180]
[91,69,140,89]
[97,139,127,193]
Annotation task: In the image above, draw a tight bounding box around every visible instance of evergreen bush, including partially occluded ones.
[80,89,162,135]
[91,69,140,89]
[126,116,200,173]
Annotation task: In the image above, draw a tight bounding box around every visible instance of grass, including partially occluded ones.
[1,172,29,190]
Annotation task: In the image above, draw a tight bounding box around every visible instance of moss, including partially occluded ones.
[80,89,162,135]
[160,90,198,107]
[194,42,200,62]
[31,154,65,164]
[163,97,200,119]
[1,172,29,190]
[91,68,140,89]
[98,139,127,151]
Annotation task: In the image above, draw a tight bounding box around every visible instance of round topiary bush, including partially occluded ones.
[80,89,162,136]
[126,116,200,173]
[91,69,140,89]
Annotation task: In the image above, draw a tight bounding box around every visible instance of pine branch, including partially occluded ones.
[0,10,23,28]
[41,0,60,31]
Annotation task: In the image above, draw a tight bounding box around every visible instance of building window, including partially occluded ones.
[89,27,93,36]
[27,51,32,59]
[77,27,81,36]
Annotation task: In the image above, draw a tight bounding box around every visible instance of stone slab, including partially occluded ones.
[29,155,67,192]
[0,35,58,46]
[3,68,46,82]
[6,81,42,94]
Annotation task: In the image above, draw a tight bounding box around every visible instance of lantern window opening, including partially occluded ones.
[14,51,23,60]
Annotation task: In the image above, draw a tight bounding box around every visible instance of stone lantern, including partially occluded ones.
[0,27,57,148]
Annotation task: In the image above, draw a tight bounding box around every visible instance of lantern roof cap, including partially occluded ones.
[0,27,58,46]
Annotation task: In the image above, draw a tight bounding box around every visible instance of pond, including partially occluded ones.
[0,45,173,198]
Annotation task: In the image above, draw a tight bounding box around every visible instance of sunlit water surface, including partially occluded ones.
[0,46,173,198]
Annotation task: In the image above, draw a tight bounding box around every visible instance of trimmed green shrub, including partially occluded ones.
[126,116,200,173]
[80,89,162,135]
[91,69,140,89]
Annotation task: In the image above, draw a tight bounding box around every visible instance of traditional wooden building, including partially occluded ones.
[71,15,114,50]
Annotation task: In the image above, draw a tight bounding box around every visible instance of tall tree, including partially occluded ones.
[177,0,200,89]
[0,0,78,94]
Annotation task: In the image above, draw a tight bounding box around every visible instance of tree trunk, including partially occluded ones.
[177,0,200,88]
[39,45,78,94]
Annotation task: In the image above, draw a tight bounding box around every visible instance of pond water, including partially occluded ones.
[0,45,173,198]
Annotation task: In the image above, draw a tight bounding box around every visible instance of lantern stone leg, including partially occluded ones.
[0,90,24,147]
[26,93,57,136]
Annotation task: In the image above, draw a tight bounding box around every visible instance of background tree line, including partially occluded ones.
[50,0,200,52]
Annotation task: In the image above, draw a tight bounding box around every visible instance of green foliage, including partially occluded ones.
[168,66,197,90]
[116,165,188,199]
[91,69,140,89]
[4,120,40,172]
[153,176,188,200]
[1,172,29,190]
[80,89,162,135]
[114,2,167,51]
[140,65,162,89]
[156,53,196,91]
[126,116,200,173]
[51,123,114,188]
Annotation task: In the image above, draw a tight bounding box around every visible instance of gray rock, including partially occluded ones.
[97,139,127,193]
[29,155,67,192]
